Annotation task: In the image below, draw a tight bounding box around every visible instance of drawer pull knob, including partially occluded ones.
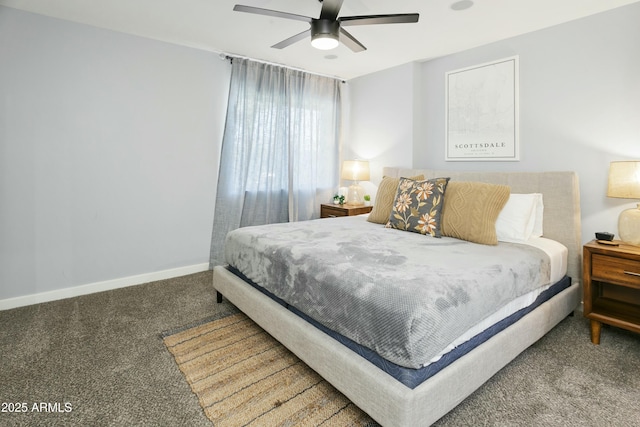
[624,271,640,277]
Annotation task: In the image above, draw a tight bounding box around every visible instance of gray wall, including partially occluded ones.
[347,2,640,246]
[344,63,419,200]
[0,6,230,301]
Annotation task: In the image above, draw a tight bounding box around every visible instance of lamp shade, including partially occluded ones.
[341,160,370,182]
[607,160,640,246]
[607,161,640,199]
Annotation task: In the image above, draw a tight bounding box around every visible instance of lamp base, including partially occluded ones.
[619,203,640,246]
[346,183,364,206]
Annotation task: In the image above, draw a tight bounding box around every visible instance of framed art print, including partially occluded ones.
[445,56,519,161]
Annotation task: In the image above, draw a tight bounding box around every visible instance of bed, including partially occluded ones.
[212,167,581,426]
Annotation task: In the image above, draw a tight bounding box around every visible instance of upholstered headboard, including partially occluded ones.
[383,167,582,282]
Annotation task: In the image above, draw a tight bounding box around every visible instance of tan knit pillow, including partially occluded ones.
[367,174,424,224]
[441,181,510,245]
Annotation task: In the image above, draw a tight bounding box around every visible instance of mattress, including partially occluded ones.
[432,235,567,364]
[224,215,565,369]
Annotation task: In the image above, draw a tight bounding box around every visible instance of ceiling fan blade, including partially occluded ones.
[340,13,419,26]
[339,28,366,52]
[319,0,344,21]
[271,29,311,49]
[233,5,312,23]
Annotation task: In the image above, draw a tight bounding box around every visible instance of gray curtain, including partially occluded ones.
[209,58,342,267]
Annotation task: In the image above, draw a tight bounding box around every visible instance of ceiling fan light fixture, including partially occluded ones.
[311,19,340,50]
[311,33,339,50]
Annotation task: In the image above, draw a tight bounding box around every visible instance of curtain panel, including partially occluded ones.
[210,58,342,267]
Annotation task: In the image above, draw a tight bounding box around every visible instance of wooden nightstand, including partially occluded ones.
[320,203,372,218]
[583,240,640,344]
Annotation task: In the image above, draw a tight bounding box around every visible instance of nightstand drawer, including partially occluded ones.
[592,254,640,288]
[321,205,347,218]
[320,204,372,218]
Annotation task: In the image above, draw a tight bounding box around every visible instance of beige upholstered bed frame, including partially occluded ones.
[213,168,582,426]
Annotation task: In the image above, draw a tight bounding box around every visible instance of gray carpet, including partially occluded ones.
[1,271,639,426]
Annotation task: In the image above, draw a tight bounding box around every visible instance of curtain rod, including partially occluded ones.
[219,52,346,83]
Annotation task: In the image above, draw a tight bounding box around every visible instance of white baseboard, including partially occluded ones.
[0,263,210,311]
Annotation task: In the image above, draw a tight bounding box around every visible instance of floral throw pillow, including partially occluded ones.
[386,177,450,237]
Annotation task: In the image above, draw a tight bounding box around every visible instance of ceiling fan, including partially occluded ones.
[233,0,419,52]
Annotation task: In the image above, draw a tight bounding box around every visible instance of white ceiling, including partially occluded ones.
[1,0,638,80]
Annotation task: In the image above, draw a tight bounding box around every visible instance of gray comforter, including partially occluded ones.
[224,215,550,369]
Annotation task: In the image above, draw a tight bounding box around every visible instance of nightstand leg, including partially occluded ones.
[590,319,601,345]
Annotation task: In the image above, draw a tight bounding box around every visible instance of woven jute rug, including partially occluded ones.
[163,312,375,426]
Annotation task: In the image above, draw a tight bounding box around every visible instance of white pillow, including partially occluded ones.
[496,193,544,242]
[531,193,544,237]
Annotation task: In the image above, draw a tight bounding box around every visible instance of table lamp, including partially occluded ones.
[341,160,370,206]
[607,160,640,245]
